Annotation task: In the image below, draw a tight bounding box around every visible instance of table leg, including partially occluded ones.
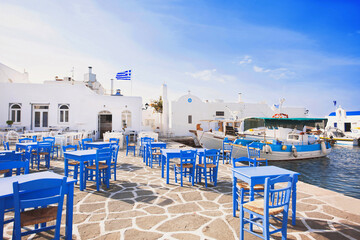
[64,156,68,177]
[161,155,165,178]
[292,175,298,226]
[0,199,4,239]
[80,161,84,191]
[166,156,170,184]
[65,183,74,239]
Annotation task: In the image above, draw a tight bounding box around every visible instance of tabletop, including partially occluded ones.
[16,142,37,146]
[232,166,299,178]
[64,150,96,156]
[86,142,111,145]
[0,171,75,198]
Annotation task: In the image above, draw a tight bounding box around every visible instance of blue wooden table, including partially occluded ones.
[232,166,299,226]
[85,142,112,149]
[0,171,76,238]
[144,142,167,166]
[15,142,37,152]
[63,150,96,191]
[160,148,206,184]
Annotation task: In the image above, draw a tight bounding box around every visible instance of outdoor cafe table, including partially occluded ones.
[232,166,300,226]
[0,171,76,238]
[85,142,112,149]
[63,149,97,191]
[15,142,37,152]
[161,148,206,184]
[143,142,167,166]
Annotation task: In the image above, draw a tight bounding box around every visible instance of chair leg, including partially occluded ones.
[204,168,208,188]
[74,165,79,184]
[180,168,183,187]
[214,168,218,186]
[191,167,194,186]
[174,165,177,183]
[281,211,289,240]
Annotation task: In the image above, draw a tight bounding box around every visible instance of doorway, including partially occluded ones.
[33,105,49,131]
[98,111,112,139]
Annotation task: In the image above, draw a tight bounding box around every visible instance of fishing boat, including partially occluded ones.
[194,117,331,161]
[320,127,358,146]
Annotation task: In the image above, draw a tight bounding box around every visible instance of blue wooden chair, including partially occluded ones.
[18,138,34,143]
[43,137,59,159]
[232,157,266,217]
[63,145,81,184]
[0,151,28,177]
[100,144,119,180]
[247,144,268,166]
[125,135,136,156]
[12,177,67,239]
[139,137,154,157]
[196,149,220,187]
[3,141,10,150]
[174,150,197,187]
[82,138,93,150]
[32,135,38,142]
[85,147,111,191]
[32,141,52,170]
[149,143,166,168]
[221,139,233,164]
[239,175,294,240]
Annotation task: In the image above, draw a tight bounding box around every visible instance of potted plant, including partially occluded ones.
[6,120,13,127]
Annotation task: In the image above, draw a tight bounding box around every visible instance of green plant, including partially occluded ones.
[150,96,163,113]
[6,120,13,126]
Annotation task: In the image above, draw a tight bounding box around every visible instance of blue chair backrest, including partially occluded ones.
[264,175,293,211]
[111,144,119,162]
[97,147,112,165]
[247,145,261,159]
[180,150,197,165]
[3,141,10,150]
[109,138,120,145]
[141,137,154,145]
[37,141,52,153]
[18,138,33,143]
[12,177,67,239]
[63,145,77,152]
[32,135,37,142]
[82,138,93,145]
[232,157,257,168]
[204,149,220,166]
[223,139,233,151]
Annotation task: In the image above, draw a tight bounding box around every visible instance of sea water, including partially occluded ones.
[271,145,360,199]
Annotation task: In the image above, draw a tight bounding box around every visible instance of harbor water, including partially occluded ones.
[271,145,360,199]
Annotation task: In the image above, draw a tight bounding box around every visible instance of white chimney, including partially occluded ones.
[88,66,92,74]
[238,93,242,103]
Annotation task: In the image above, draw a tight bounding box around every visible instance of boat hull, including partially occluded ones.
[196,131,331,161]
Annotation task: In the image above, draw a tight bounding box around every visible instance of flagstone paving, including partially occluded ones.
[3,143,360,239]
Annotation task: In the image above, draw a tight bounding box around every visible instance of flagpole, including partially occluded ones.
[111,78,114,96]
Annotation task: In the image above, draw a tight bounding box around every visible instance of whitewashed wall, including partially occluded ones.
[0,82,142,134]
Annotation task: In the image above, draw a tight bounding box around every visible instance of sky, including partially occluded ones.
[1,0,359,117]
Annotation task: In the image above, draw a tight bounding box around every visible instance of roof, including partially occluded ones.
[329,111,360,116]
[247,117,327,122]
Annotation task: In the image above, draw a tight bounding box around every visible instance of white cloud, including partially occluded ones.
[238,55,252,65]
[186,69,235,83]
[253,66,294,80]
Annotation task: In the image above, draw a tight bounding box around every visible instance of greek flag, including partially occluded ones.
[116,70,131,80]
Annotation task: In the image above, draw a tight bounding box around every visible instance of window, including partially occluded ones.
[122,110,132,128]
[216,111,225,116]
[334,122,337,128]
[9,103,21,123]
[188,115,192,124]
[58,104,69,123]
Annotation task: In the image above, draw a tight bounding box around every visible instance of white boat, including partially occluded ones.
[321,127,358,146]
[193,117,331,161]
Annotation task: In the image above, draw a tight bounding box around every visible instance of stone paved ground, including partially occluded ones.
[3,143,360,239]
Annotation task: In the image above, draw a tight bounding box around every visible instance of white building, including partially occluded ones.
[170,92,308,136]
[0,66,142,139]
[326,107,360,137]
[0,62,29,83]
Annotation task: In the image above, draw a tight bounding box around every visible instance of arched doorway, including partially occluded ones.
[98,110,112,139]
